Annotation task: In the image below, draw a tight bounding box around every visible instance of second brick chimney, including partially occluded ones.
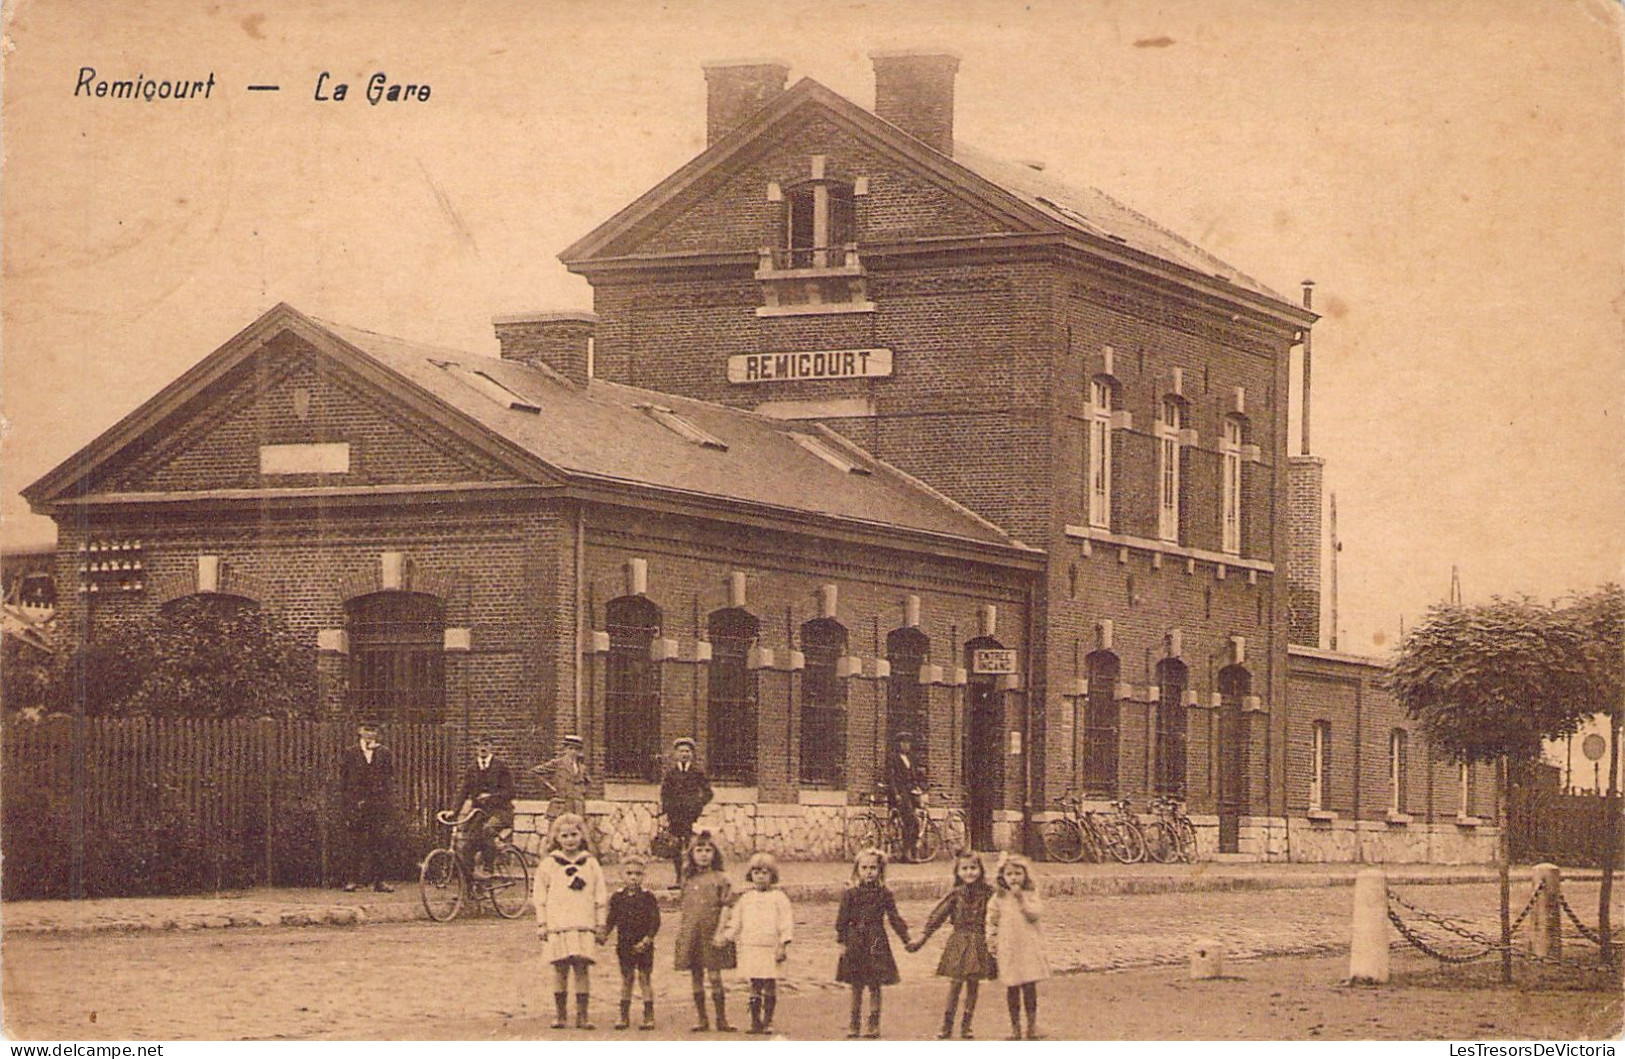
[871,51,959,157]
[1286,455,1325,649]
[703,60,789,147]
[492,311,597,388]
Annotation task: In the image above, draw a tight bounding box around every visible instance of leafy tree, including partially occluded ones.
[1391,594,1600,977]
[46,596,318,719]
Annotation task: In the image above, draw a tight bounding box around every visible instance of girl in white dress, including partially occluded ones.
[986,852,1050,1040]
[719,852,794,1034]
[535,813,608,1030]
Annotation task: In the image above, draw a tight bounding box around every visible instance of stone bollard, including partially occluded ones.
[1348,868,1390,984]
[1190,938,1225,979]
[1530,863,1562,960]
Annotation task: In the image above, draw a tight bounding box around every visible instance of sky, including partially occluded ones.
[3,0,1622,662]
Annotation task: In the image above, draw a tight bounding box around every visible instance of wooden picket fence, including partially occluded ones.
[1,716,460,898]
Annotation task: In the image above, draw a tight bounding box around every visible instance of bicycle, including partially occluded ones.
[928,786,970,858]
[420,807,531,922]
[846,786,936,863]
[1042,789,1092,863]
[1096,797,1148,864]
[1042,790,1146,864]
[1143,795,1198,863]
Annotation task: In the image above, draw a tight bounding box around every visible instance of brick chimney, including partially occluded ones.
[1286,455,1325,648]
[492,311,597,388]
[871,51,959,157]
[702,60,789,147]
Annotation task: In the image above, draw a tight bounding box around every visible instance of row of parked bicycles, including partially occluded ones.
[1042,792,1199,864]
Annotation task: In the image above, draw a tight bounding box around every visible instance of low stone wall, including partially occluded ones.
[1286,815,1499,864]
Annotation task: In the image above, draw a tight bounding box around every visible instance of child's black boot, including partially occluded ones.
[551,991,568,1030]
[690,992,709,1032]
[640,1001,656,1031]
[615,999,631,1030]
[574,993,594,1030]
[712,989,735,1032]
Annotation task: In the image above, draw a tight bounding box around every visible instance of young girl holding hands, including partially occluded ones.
[835,847,912,1039]
[987,852,1050,1040]
[719,851,794,1035]
[671,831,737,1032]
[534,813,608,1030]
[907,851,997,1039]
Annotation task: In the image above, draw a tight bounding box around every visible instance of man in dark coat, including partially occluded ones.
[887,731,927,861]
[452,733,515,875]
[659,737,713,886]
[339,721,396,892]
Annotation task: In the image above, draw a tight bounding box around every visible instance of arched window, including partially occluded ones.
[1310,720,1332,812]
[346,591,445,723]
[1221,415,1247,555]
[886,627,930,753]
[1083,651,1120,793]
[799,617,848,786]
[1087,378,1116,530]
[1157,396,1186,543]
[707,607,759,785]
[605,596,662,779]
[1389,729,1409,814]
[784,180,856,269]
[1154,659,1189,796]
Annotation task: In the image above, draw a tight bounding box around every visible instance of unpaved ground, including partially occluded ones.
[4,881,1619,1040]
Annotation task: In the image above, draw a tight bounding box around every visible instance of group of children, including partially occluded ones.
[532,812,1049,1040]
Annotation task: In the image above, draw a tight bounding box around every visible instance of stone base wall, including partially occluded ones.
[1287,816,1499,864]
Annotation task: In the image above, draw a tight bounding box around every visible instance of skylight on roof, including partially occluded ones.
[791,432,872,476]
[442,364,541,414]
[638,405,727,451]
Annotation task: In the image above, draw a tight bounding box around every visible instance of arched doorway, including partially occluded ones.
[964,635,1005,850]
[1216,665,1251,853]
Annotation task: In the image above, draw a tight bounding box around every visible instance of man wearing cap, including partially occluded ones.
[887,731,928,861]
[659,738,713,885]
[453,734,515,876]
[532,734,590,818]
[338,721,396,893]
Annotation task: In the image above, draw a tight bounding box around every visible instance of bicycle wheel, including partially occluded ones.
[1142,820,1178,864]
[1042,818,1086,863]
[419,848,465,922]
[1105,819,1147,864]
[487,846,531,919]
[1174,818,1199,862]
[939,811,969,857]
[907,813,937,863]
[846,814,884,858]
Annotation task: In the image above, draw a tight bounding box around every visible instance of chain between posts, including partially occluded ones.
[1557,892,1621,947]
[1385,882,1603,970]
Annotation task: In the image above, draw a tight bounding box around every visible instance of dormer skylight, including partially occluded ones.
[435,360,541,414]
[638,405,728,451]
[791,432,872,475]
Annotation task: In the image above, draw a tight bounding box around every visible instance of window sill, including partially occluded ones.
[1454,815,1484,828]
[1385,811,1413,826]
[602,782,660,801]
[755,263,866,282]
[1306,809,1338,824]
[1063,524,1275,573]
[799,789,848,806]
[756,302,876,318]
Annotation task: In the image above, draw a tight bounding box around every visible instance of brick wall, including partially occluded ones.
[1286,456,1324,649]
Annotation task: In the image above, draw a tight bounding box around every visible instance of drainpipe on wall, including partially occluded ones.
[1022,577,1039,856]
[574,505,586,737]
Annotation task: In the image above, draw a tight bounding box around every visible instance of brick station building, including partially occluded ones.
[25,53,1495,862]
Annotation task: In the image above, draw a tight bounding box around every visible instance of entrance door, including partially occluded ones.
[1216,666,1250,853]
[965,678,1002,850]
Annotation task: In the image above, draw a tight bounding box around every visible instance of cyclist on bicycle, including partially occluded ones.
[887,731,927,861]
[452,733,515,876]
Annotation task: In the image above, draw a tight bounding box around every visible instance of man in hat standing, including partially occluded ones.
[452,733,515,876]
[887,731,927,861]
[533,734,590,818]
[339,721,396,893]
[659,737,712,886]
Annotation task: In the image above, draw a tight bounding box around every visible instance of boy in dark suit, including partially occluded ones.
[339,721,396,893]
[601,856,661,1030]
[452,733,515,875]
[887,731,927,861]
[659,737,713,886]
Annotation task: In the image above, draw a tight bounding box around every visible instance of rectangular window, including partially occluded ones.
[1221,419,1244,555]
[1083,653,1120,794]
[1458,762,1474,817]
[260,442,350,475]
[1309,720,1331,811]
[1088,380,1114,530]
[1154,674,1188,796]
[1157,399,1183,542]
[799,620,848,787]
[1389,729,1409,814]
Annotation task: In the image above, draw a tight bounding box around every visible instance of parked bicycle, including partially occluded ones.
[847,785,936,863]
[929,785,970,858]
[420,807,531,922]
[1142,795,1198,863]
[1042,790,1146,864]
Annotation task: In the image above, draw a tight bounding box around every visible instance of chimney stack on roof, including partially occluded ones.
[871,51,959,157]
[493,311,597,388]
[703,60,790,147]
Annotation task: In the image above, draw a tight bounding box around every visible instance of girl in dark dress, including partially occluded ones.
[834,847,912,1039]
[907,852,996,1039]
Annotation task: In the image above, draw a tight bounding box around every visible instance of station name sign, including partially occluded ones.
[727,348,893,384]
[972,649,1018,675]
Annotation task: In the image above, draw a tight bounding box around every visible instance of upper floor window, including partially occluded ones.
[1087,378,1116,530]
[1309,720,1332,811]
[604,596,662,780]
[346,591,444,724]
[1157,397,1186,542]
[799,618,848,787]
[1221,416,1246,555]
[1389,729,1409,814]
[783,181,856,269]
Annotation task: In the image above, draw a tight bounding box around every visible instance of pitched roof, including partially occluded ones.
[562,77,1307,320]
